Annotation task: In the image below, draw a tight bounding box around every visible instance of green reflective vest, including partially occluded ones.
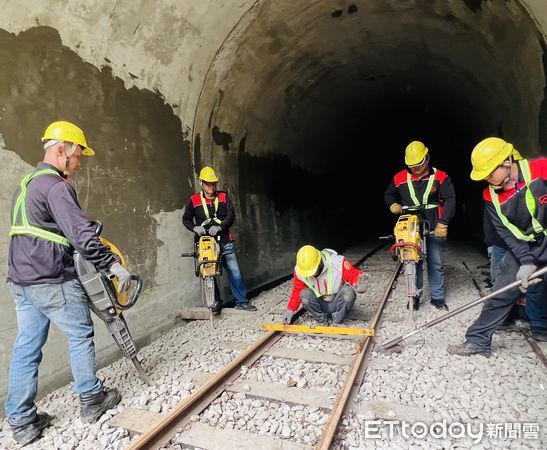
[489,159,546,242]
[301,251,334,297]
[407,168,438,209]
[200,191,222,226]
[10,169,70,246]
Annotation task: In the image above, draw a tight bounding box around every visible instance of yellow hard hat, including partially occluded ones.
[470,137,514,181]
[199,166,218,183]
[296,245,322,278]
[405,141,429,166]
[41,121,95,156]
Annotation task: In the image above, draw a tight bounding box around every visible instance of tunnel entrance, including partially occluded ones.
[193,0,546,254]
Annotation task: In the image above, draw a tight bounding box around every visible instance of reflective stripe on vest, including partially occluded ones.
[489,159,546,242]
[301,251,334,297]
[407,168,439,209]
[10,169,70,247]
[200,191,222,226]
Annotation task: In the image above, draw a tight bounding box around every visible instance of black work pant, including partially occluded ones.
[466,251,546,347]
[300,286,356,324]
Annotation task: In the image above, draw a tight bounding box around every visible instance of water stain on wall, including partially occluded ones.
[0,26,193,284]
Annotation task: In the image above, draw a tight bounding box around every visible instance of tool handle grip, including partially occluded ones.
[114,275,142,310]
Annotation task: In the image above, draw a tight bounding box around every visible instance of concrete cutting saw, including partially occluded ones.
[73,221,150,384]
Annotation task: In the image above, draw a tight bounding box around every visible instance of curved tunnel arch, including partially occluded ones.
[192,0,546,267]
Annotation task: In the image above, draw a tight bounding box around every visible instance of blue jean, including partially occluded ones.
[5,279,102,425]
[490,246,547,329]
[221,241,248,304]
[416,235,445,300]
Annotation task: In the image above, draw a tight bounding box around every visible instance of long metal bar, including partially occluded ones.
[315,262,402,450]
[126,330,283,449]
[379,266,547,351]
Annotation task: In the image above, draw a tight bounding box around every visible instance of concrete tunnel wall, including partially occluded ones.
[0,0,546,410]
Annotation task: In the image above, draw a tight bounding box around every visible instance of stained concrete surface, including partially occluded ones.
[0,0,547,416]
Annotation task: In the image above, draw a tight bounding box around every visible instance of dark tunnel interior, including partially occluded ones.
[195,0,547,255]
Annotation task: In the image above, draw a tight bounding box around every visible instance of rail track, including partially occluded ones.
[125,244,401,449]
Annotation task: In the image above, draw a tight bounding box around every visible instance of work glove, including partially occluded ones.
[354,272,369,293]
[487,246,493,259]
[209,225,222,237]
[109,262,131,293]
[434,223,448,239]
[193,225,206,236]
[389,203,403,215]
[516,264,538,293]
[282,309,294,324]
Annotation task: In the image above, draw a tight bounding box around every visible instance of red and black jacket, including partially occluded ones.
[182,191,235,244]
[384,167,456,228]
[483,158,547,265]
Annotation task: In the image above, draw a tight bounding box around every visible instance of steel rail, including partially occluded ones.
[315,262,402,450]
[128,244,391,449]
[126,330,283,449]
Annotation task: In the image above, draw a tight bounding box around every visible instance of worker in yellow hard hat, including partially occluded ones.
[384,141,456,311]
[282,245,368,325]
[6,121,127,444]
[449,137,547,357]
[183,166,256,313]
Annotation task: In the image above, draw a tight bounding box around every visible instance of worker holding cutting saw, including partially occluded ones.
[282,245,368,325]
[449,138,547,357]
[182,166,256,313]
[5,121,130,445]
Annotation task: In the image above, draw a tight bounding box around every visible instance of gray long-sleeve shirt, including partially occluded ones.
[7,162,115,285]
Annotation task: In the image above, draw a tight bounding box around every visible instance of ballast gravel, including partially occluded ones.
[1,243,545,450]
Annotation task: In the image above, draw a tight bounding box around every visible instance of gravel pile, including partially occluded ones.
[1,243,545,449]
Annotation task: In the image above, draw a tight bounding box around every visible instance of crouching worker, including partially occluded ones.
[282,245,368,325]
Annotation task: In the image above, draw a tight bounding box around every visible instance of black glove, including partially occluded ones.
[282,309,294,324]
[109,262,131,293]
[193,226,206,236]
[209,225,222,237]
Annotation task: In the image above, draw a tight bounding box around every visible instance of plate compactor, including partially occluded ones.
[74,222,150,384]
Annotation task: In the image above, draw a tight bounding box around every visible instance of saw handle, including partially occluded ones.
[112,274,142,310]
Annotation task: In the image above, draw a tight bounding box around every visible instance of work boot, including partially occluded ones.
[234,302,257,311]
[406,297,420,311]
[430,299,448,311]
[80,388,121,424]
[10,412,53,446]
[211,301,222,316]
[530,327,547,342]
[447,341,491,357]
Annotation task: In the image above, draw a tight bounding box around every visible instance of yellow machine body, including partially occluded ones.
[100,236,128,310]
[393,214,422,263]
[198,236,221,277]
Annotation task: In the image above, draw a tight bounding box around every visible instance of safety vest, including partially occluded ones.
[10,169,70,246]
[407,168,439,209]
[200,191,222,226]
[300,251,334,297]
[489,159,546,242]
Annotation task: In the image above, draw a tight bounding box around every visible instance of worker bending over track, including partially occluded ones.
[282,245,368,325]
[384,140,456,311]
[449,137,547,357]
[182,166,256,313]
[5,121,129,445]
